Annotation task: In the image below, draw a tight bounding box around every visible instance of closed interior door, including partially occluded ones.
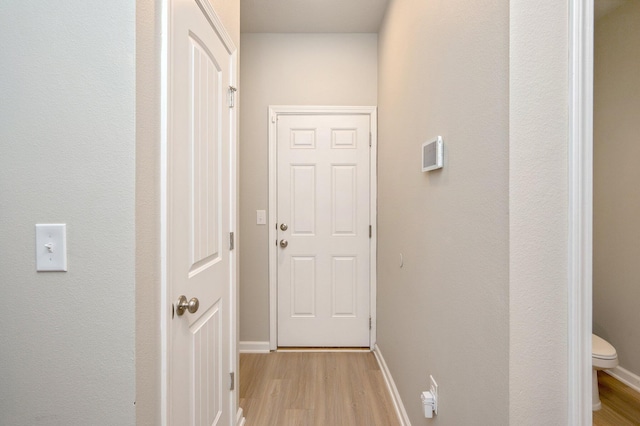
[168,0,234,424]
[277,114,371,347]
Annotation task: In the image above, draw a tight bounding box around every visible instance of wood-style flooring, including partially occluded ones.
[594,371,640,426]
[239,351,401,426]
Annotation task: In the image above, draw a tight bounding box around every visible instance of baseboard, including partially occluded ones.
[239,341,270,353]
[605,365,640,394]
[373,344,411,426]
[277,347,370,353]
[236,407,245,426]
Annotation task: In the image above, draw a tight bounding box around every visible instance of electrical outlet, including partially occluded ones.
[430,375,438,415]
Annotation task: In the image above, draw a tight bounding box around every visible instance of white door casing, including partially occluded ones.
[268,107,377,349]
[164,0,237,425]
[568,0,594,423]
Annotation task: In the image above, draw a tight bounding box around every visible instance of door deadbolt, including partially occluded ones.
[280,223,288,231]
[279,239,288,248]
[176,295,199,316]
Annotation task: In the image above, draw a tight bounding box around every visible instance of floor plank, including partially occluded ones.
[239,352,401,426]
[594,371,640,426]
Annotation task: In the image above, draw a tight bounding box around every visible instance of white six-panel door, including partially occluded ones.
[167,0,236,424]
[276,113,371,347]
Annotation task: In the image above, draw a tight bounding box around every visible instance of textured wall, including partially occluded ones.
[136,0,162,424]
[0,2,136,424]
[509,0,569,424]
[593,0,640,377]
[377,0,509,423]
[239,33,377,342]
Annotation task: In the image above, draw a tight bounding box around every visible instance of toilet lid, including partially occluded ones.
[592,334,617,360]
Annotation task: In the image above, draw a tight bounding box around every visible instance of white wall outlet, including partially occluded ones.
[256,210,266,225]
[35,224,68,272]
[421,391,435,418]
[430,375,438,415]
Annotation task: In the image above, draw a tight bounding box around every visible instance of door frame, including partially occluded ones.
[160,0,239,424]
[268,106,377,351]
[568,0,593,424]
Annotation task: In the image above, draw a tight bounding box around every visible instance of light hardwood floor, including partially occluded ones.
[239,351,401,426]
[593,371,640,426]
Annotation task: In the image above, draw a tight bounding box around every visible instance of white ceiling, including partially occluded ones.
[241,0,390,33]
[595,0,631,20]
[241,0,631,33]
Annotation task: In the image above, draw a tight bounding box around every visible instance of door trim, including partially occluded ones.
[161,0,238,424]
[568,0,593,424]
[268,106,377,351]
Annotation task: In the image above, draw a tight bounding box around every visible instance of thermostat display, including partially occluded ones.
[422,136,444,172]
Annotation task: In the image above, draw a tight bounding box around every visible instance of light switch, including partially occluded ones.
[256,210,266,225]
[36,224,67,271]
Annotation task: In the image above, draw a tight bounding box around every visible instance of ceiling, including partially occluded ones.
[241,0,390,33]
[241,0,632,33]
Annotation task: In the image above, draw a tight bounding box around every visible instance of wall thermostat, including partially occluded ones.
[422,136,444,172]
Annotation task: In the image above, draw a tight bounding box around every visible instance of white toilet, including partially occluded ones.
[592,334,618,411]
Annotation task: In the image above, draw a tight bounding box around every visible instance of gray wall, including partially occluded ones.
[509,1,569,423]
[377,0,509,424]
[136,0,162,423]
[594,0,640,377]
[239,33,378,342]
[0,2,136,424]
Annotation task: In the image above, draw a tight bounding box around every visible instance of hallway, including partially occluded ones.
[239,352,400,425]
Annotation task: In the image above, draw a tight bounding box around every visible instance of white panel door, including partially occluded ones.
[168,0,234,424]
[277,114,370,347]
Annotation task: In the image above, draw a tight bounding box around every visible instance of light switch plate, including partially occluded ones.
[36,224,67,272]
[256,210,267,225]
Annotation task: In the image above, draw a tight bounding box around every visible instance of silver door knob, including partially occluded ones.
[176,295,199,316]
[280,223,288,231]
[279,239,288,248]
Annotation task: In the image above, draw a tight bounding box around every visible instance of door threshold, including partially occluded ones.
[276,347,370,353]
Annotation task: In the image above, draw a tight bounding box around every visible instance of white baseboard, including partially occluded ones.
[277,347,369,353]
[605,365,640,394]
[239,341,270,353]
[373,344,411,426]
[236,407,245,426]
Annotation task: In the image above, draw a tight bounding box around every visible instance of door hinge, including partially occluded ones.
[369,225,372,238]
[369,132,372,147]
[369,317,372,330]
[228,86,237,108]
[229,232,235,250]
[230,372,235,391]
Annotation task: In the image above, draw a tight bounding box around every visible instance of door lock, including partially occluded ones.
[280,223,288,231]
